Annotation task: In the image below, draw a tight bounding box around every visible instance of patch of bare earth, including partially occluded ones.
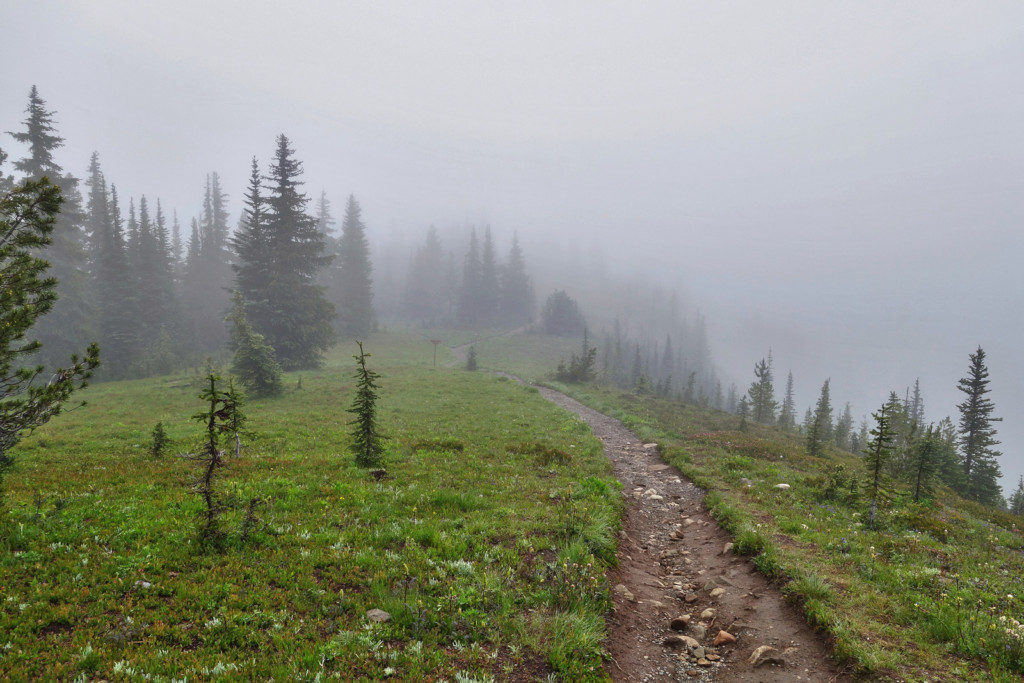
[534,386,850,683]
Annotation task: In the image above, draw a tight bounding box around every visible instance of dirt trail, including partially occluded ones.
[532,386,848,682]
[448,331,846,680]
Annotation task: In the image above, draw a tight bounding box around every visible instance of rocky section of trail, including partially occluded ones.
[533,386,849,682]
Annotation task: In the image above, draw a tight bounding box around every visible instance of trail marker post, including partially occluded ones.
[430,339,441,368]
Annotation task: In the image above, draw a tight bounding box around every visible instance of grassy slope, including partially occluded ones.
[1,332,621,681]
[476,331,1024,682]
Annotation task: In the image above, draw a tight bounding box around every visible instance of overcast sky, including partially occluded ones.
[2,1,1022,490]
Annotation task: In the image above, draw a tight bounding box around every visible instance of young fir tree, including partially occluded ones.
[233,136,335,369]
[737,395,750,431]
[806,379,833,457]
[956,346,1003,506]
[863,403,896,527]
[778,371,797,431]
[466,346,478,371]
[225,291,283,398]
[499,232,534,326]
[223,379,247,458]
[747,355,777,424]
[8,86,92,370]
[186,374,232,544]
[180,173,232,351]
[150,421,170,458]
[1009,476,1024,516]
[540,290,587,337]
[348,341,385,468]
[0,178,100,513]
[333,195,376,338]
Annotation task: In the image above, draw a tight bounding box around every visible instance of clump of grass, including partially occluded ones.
[411,438,465,453]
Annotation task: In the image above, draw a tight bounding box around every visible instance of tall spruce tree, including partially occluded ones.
[333,195,376,337]
[499,232,534,326]
[181,173,232,351]
[7,86,91,370]
[404,226,447,324]
[956,346,1003,506]
[233,137,334,369]
[747,355,777,424]
[1009,476,1024,516]
[778,371,796,431]
[479,226,501,323]
[806,379,833,457]
[834,402,854,450]
[457,228,484,325]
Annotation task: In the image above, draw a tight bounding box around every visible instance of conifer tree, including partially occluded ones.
[457,228,484,325]
[84,156,133,377]
[806,379,833,457]
[1,177,100,512]
[466,346,478,371]
[778,371,797,431]
[181,173,232,351]
[909,427,944,502]
[348,341,385,468]
[540,290,587,337]
[864,403,896,527]
[1009,476,1024,516]
[479,226,501,322]
[747,355,777,424]
[334,195,376,337]
[226,291,283,398]
[956,346,1003,506]
[499,232,534,326]
[404,226,447,323]
[186,374,232,544]
[834,402,854,450]
[737,395,750,430]
[233,136,335,369]
[8,86,91,369]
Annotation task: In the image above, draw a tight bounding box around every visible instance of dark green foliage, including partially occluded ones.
[465,346,478,371]
[815,465,861,505]
[909,427,947,501]
[778,371,796,431]
[555,330,597,383]
[0,177,99,508]
[863,403,896,528]
[185,374,244,544]
[150,421,170,458]
[223,379,247,458]
[226,291,283,397]
[231,138,336,369]
[332,195,376,337]
[834,402,854,451]
[499,232,534,325]
[747,354,777,424]
[956,346,1003,506]
[541,290,586,337]
[8,86,92,371]
[1009,476,1024,516]
[347,342,385,468]
[737,395,750,430]
[456,228,486,325]
[806,379,833,457]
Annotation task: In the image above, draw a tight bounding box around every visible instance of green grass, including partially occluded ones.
[0,332,620,680]
[476,330,1024,682]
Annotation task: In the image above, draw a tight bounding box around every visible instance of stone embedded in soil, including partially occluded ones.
[615,583,638,602]
[690,623,707,641]
[707,653,721,661]
[775,483,791,490]
[365,608,391,623]
[749,644,782,666]
[686,670,699,677]
[722,542,734,555]
[643,442,658,449]
[709,587,726,599]
[682,592,699,603]
[683,517,695,525]
[670,615,691,631]
[700,608,716,620]
[714,630,737,646]
[692,646,706,659]
[697,657,712,667]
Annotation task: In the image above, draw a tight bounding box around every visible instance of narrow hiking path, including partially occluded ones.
[448,333,846,680]
[530,386,848,682]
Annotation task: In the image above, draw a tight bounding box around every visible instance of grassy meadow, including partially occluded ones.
[1,332,621,681]
[473,331,1024,681]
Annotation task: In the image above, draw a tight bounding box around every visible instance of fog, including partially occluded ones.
[2,1,1022,489]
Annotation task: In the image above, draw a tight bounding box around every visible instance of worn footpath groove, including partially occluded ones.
[533,386,848,682]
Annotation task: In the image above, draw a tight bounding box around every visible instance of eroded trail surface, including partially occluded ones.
[533,385,849,682]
